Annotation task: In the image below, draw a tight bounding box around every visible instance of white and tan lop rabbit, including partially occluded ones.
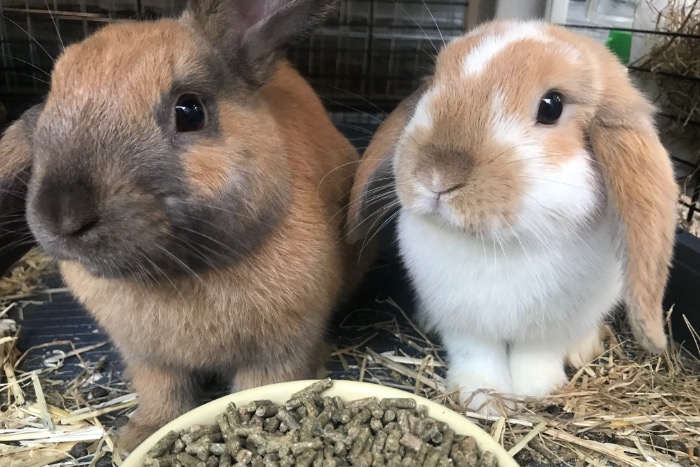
[348,20,678,414]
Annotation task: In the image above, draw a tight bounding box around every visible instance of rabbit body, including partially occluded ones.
[60,61,357,390]
[0,0,370,451]
[398,207,623,406]
[347,19,678,415]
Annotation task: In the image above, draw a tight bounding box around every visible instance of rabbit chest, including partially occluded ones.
[57,222,344,371]
[397,210,624,344]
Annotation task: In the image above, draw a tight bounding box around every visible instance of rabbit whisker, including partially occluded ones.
[317,158,369,194]
[327,182,398,226]
[517,176,595,191]
[508,154,602,167]
[131,252,155,290]
[485,144,521,167]
[154,244,204,284]
[310,80,388,116]
[319,96,385,125]
[391,0,439,55]
[421,0,446,48]
[11,71,50,86]
[166,230,235,266]
[478,229,487,260]
[333,121,378,137]
[1,15,56,63]
[138,249,185,299]
[504,219,533,271]
[0,238,36,255]
[170,224,248,259]
[359,208,400,261]
[339,201,399,243]
[42,0,65,51]
[0,213,33,221]
[341,199,401,243]
[0,53,51,78]
[329,185,399,228]
[174,201,273,223]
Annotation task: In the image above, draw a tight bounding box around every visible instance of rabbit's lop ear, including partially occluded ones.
[185,0,339,86]
[0,105,41,277]
[346,84,428,244]
[590,69,678,354]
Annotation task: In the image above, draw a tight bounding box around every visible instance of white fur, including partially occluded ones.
[463,23,550,76]
[488,93,600,240]
[405,87,439,135]
[396,205,623,409]
[566,326,605,369]
[395,20,619,412]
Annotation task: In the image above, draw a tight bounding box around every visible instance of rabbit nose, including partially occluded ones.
[36,177,101,237]
[421,172,465,196]
[59,211,100,237]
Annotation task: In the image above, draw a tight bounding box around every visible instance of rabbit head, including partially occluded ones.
[20,0,337,279]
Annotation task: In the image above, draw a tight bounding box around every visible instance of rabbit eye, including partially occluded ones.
[175,94,206,132]
[537,91,564,125]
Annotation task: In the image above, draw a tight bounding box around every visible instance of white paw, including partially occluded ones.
[566,327,604,369]
[447,363,516,416]
[440,333,515,415]
[453,386,519,416]
[509,346,568,397]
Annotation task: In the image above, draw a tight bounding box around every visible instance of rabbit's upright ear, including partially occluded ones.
[589,70,678,354]
[346,84,428,244]
[0,105,41,277]
[185,0,338,86]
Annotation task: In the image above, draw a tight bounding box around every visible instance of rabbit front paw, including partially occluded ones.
[509,343,568,397]
[452,385,519,416]
[566,326,605,369]
[443,334,516,416]
[116,415,162,453]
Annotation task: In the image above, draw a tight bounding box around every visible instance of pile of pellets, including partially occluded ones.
[143,379,500,467]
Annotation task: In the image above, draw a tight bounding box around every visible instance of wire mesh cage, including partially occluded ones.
[0,0,470,122]
[561,0,700,233]
[0,0,698,225]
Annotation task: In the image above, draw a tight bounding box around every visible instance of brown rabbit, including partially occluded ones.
[0,0,372,450]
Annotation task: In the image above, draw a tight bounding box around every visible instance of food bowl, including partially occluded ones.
[123,379,517,466]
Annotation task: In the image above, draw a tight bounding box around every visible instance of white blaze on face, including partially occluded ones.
[403,87,440,137]
[463,22,550,77]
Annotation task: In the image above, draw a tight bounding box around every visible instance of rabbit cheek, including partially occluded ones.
[172,148,289,270]
[516,146,601,237]
[182,144,234,199]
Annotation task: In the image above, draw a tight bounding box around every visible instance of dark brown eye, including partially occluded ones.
[175,94,206,132]
[537,91,564,125]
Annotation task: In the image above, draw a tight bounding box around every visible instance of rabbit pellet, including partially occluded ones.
[142,379,499,467]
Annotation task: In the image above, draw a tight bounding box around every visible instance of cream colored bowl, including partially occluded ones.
[123,380,517,466]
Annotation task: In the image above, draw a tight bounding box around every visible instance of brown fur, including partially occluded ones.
[0,114,34,180]
[0,109,40,276]
[346,84,428,244]
[63,62,359,450]
[554,26,678,352]
[0,0,372,452]
[348,20,677,355]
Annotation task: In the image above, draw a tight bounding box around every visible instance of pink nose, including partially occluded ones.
[431,182,464,196]
[422,172,464,196]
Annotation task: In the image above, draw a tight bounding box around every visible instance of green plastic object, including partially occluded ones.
[605,29,632,65]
